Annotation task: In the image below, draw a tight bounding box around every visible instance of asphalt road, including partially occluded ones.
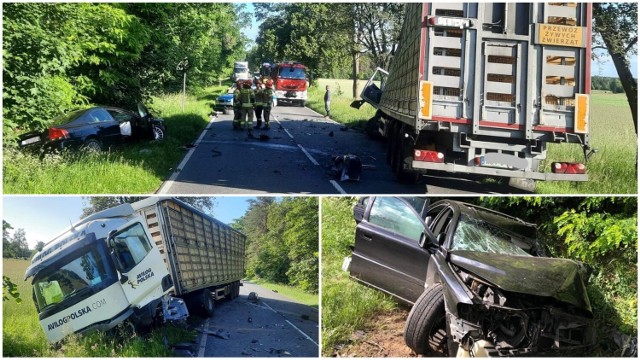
[158,105,518,194]
[197,281,319,357]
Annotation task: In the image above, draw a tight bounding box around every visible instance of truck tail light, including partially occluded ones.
[48,127,69,141]
[574,94,589,134]
[551,162,586,174]
[474,156,486,166]
[420,81,433,119]
[414,149,443,163]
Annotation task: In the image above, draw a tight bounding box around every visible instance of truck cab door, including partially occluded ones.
[108,218,171,309]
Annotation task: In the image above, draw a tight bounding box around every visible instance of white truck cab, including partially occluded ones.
[25,204,183,343]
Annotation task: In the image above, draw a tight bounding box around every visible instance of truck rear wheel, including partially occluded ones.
[404,284,448,355]
[202,289,215,317]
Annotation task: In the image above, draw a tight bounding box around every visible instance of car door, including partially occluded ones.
[87,108,121,146]
[350,197,431,305]
[107,108,139,137]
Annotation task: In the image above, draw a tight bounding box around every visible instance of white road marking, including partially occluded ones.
[272,113,346,194]
[330,180,347,194]
[157,118,215,194]
[262,301,318,347]
[197,318,211,357]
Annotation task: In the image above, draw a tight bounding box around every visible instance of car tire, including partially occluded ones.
[404,283,448,356]
[201,289,215,317]
[83,138,102,152]
[152,124,166,141]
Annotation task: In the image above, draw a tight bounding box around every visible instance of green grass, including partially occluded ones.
[308,79,377,127]
[247,278,319,307]
[3,258,195,357]
[538,92,637,194]
[3,86,226,194]
[309,79,637,194]
[320,198,397,356]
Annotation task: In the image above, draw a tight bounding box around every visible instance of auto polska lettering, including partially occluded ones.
[47,299,107,331]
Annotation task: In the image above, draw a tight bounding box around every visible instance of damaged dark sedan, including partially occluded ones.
[18,103,166,152]
[344,197,595,357]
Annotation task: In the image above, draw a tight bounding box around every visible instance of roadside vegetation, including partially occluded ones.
[233,198,319,296]
[321,197,637,356]
[308,83,637,194]
[248,279,319,307]
[3,258,196,357]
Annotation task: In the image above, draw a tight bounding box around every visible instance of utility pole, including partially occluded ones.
[177,58,189,112]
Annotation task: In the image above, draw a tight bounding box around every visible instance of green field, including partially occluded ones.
[308,80,637,194]
[3,258,195,357]
[3,86,227,194]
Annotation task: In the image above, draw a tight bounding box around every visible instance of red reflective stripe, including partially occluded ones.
[478,121,524,130]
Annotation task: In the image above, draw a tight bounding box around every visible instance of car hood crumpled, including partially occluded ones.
[449,250,592,313]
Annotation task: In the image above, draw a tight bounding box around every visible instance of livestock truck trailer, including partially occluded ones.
[24,197,245,343]
[359,3,593,191]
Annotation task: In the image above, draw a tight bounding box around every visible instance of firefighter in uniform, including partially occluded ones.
[238,79,255,134]
[262,79,275,130]
[232,80,243,130]
[254,81,265,129]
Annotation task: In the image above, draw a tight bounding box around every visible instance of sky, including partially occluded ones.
[3,196,258,249]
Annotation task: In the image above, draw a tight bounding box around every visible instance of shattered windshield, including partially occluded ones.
[32,246,115,311]
[451,215,534,257]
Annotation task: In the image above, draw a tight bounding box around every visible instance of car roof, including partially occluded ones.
[431,199,537,237]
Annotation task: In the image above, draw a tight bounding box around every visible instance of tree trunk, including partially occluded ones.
[607,48,638,134]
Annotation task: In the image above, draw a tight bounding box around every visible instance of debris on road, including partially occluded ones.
[328,131,334,137]
[331,155,362,182]
[301,314,310,320]
[180,144,197,150]
[248,292,259,301]
[269,348,292,356]
[198,327,231,340]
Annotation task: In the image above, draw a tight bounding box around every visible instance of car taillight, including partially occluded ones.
[48,128,69,141]
[414,149,444,163]
[551,162,586,174]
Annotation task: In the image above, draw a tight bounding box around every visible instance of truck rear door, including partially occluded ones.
[422,3,589,140]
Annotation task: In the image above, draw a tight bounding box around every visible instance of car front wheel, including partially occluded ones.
[404,283,448,356]
[152,124,166,141]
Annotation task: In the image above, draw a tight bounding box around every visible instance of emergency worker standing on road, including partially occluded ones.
[261,79,275,130]
[232,80,243,130]
[254,81,265,129]
[239,79,255,134]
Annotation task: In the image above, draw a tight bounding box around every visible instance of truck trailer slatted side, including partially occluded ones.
[135,199,245,297]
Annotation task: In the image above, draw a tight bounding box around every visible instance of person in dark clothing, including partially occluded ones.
[324,85,331,119]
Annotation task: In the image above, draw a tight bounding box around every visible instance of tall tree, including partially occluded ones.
[592,3,638,133]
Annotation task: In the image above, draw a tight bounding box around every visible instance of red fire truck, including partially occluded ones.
[272,62,308,106]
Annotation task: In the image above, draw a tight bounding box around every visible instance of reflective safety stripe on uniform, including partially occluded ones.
[240,89,255,109]
[263,89,274,109]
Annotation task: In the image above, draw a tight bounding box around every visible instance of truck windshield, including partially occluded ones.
[32,245,115,312]
[451,215,534,257]
[278,67,306,79]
